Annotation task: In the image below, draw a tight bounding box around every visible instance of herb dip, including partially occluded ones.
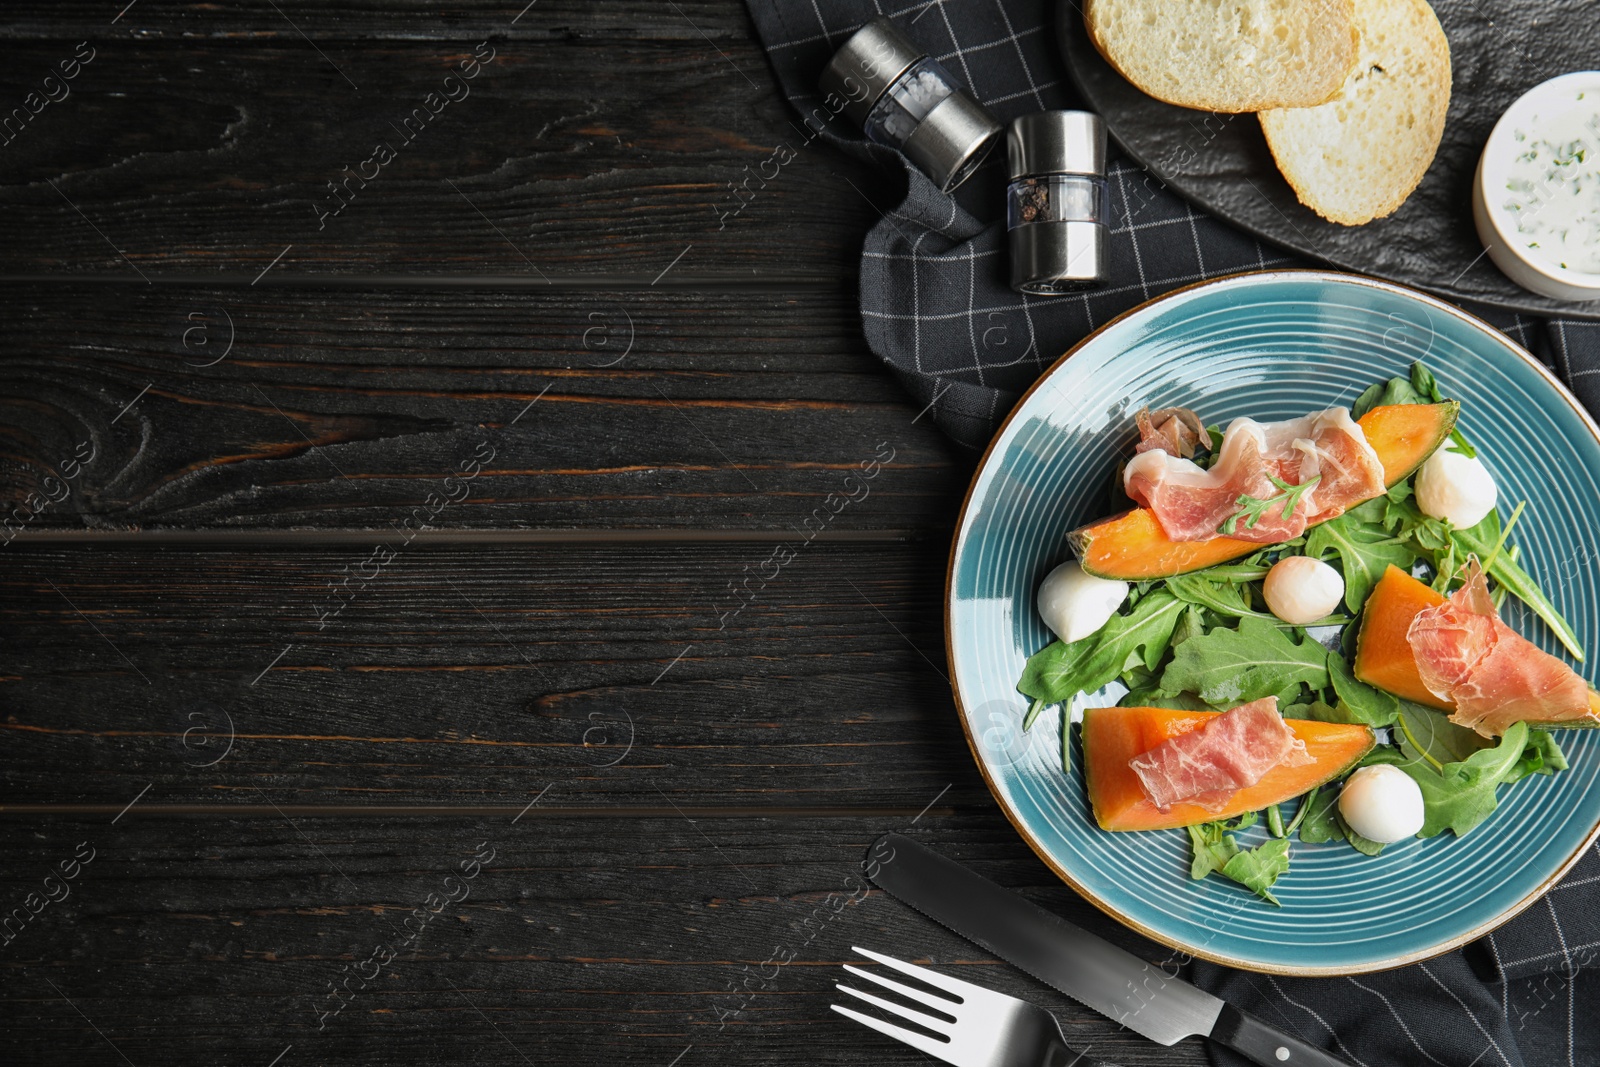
[1502,93,1600,274]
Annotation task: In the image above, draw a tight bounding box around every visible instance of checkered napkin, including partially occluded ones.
[747,2,1600,1065]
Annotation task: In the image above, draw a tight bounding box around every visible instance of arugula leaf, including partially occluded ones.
[1200,563,1274,583]
[1188,814,1288,904]
[1187,823,1240,879]
[1166,572,1275,620]
[1305,510,1418,613]
[1297,786,1345,844]
[1170,605,1207,648]
[1160,616,1330,706]
[1343,824,1386,856]
[1284,786,1319,837]
[1511,729,1570,784]
[1284,699,1342,722]
[1018,591,1186,706]
[1450,510,1584,661]
[1220,838,1292,906]
[1396,703,1492,768]
[1367,721,1530,837]
[1352,374,1428,419]
[1121,688,1216,711]
[1325,653,1402,727]
[1292,778,1385,854]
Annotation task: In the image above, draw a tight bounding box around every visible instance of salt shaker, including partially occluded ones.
[819,19,1002,193]
[1007,111,1107,294]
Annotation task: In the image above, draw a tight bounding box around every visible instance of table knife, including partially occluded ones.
[865,833,1352,1067]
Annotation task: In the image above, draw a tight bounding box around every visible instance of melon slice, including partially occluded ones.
[1070,402,1457,581]
[1083,705,1375,831]
[1354,564,1600,724]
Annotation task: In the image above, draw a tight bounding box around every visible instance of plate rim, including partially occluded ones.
[944,267,1600,976]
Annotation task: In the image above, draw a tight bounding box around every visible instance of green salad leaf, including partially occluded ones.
[1305,507,1418,613]
[1297,786,1344,844]
[1352,374,1427,419]
[1220,838,1292,905]
[1396,703,1493,768]
[1324,653,1402,727]
[1120,688,1215,711]
[1187,822,1240,880]
[1187,814,1289,904]
[1166,572,1274,619]
[1506,730,1569,785]
[1367,721,1531,837]
[1018,591,1186,708]
[1450,509,1584,661]
[1159,616,1330,706]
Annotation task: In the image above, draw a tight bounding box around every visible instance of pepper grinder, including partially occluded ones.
[1007,111,1108,294]
[819,19,1002,193]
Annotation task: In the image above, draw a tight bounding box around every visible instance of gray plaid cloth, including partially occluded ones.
[747,2,1600,1065]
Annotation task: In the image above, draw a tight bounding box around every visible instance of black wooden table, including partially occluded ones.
[0,4,1207,1064]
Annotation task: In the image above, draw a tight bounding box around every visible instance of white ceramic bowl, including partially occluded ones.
[1473,71,1600,303]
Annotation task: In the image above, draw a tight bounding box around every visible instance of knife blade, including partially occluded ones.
[865,833,1352,1067]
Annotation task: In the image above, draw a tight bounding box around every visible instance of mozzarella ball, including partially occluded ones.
[1338,764,1425,843]
[1262,556,1345,625]
[1415,447,1498,529]
[1037,561,1129,644]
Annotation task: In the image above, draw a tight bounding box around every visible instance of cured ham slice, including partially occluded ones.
[1135,406,1212,459]
[1129,697,1313,812]
[1123,407,1386,544]
[1408,559,1596,737]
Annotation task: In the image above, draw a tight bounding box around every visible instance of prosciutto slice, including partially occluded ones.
[1129,697,1313,812]
[1407,559,1595,737]
[1123,408,1386,544]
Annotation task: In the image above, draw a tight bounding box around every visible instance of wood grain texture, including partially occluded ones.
[0,29,887,277]
[0,814,1209,1067]
[0,287,965,533]
[0,541,1028,808]
[0,0,758,39]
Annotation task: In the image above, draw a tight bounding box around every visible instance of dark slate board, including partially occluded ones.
[1058,0,1600,320]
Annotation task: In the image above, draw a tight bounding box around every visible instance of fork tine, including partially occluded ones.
[830,1003,954,1062]
[842,963,961,1014]
[836,981,954,1034]
[850,945,974,1000]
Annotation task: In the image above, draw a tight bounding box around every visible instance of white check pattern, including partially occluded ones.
[747,1,1600,1064]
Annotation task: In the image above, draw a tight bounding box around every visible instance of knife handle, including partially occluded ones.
[1210,1003,1354,1067]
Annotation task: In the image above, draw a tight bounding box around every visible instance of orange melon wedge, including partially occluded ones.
[1069,402,1458,581]
[1083,705,1375,831]
[1354,564,1600,722]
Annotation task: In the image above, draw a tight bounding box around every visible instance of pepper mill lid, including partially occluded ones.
[818,19,923,127]
[1007,111,1106,179]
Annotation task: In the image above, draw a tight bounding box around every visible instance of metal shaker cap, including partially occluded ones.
[818,19,923,126]
[905,92,1003,192]
[1007,111,1106,179]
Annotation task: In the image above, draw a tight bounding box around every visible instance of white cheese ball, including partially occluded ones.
[1415,447,1498,529]
[1262,556,1345,625]
[1037,561,1129,644]
[1338,764,1425,843]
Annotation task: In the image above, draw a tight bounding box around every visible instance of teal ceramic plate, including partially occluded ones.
[947,271,1600,975]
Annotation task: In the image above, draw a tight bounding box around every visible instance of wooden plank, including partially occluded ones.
[0,287,965,533]
[0,32,884,277]
[0,0,759,39]
[0,813,1208,1067]
[0,542,1033,809]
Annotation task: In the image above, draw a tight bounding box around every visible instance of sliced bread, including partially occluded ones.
[1085,0,1359,113]
[1259,0,1451,226]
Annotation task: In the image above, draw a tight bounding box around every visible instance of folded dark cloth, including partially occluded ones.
[746,2,1600,1064]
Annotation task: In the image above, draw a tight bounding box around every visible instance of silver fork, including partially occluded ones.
[832,946,1119,1067]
